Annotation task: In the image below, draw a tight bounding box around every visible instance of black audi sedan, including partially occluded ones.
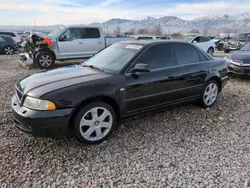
[11,41,229,144]
[224,42,250,77]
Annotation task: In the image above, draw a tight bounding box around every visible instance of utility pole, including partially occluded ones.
[34,21,36,31]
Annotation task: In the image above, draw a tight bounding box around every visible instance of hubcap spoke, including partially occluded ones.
[95,128,102,138]
[101,122,111,128]
[82,127,94,138]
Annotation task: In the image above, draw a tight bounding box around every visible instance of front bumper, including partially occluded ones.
[11,95,74,137]
[228,63,250,77]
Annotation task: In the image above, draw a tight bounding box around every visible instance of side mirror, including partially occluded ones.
[131,63,150,73]
[192,40,198,44]
[59,35,67,41]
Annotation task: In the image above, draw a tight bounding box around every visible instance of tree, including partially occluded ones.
[137,28,150,34]
[152,24,162,35]
[171,32,184,39]
[203,29,208,36]
[114,26,121,36]
[125,28,136,35]
[190,29,200,34]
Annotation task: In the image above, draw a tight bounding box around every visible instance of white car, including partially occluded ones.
[0,31,22,44]
[184,35,215,54]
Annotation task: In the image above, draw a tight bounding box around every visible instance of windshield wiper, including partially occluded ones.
[82,64,105,72]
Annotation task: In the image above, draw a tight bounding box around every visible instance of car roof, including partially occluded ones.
[0,31,19,34]
[117,40,193,46]
[0,35,13,38]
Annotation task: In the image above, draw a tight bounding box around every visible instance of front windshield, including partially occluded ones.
[239,42,250,51]
[183,35,195,42]
[48,28,64,38]
[82,43,142,73]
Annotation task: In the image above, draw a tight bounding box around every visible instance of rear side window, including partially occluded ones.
[83,28,100,38]
[0,36,5,42]
[174,43,200,65]
[199,36,210,42]
[197,50,209,61]
[137,43,175,70]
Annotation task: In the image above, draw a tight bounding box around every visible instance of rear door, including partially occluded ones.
[173,43,209,100]
[57,28,84,58]
[0,36,6,51]
[81,28,105,56]
[125,43,179,113]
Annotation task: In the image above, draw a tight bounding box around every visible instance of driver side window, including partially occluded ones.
[131,43,175,71]
[59,28,82,41]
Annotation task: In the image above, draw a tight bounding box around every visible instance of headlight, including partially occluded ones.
[23,96,56,111]
[223,57,232,63]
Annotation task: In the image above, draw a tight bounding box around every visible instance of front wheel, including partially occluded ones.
[73,102,117,144]
[35,51,55,69]
[4,46,14,55]
[200,80,219,108]
[207,47,214,55]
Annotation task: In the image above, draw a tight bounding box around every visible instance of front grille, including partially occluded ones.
[15,84,23,104]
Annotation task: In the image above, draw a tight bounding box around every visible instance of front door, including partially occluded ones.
[125,43,179,114]
[57,28,85,58]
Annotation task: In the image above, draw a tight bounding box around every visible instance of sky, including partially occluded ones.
[0,0,250,25]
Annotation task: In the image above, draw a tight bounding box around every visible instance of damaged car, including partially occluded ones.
[19,26,134,69]
[224,33,250,53]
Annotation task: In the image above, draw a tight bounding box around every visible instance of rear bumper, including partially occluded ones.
[228,63,250,77]
[11,95,74,137]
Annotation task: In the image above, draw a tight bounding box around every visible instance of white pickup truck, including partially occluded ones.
[19,26,135,69]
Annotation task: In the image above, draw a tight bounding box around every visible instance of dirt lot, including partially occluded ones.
[0,54,250,187]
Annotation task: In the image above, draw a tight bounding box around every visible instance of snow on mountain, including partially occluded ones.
[90,12,250,33]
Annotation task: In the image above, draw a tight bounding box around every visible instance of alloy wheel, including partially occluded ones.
[203,83,218,106]
[39,55,52,67]
[4,47,14,55]
[79,107,113,142]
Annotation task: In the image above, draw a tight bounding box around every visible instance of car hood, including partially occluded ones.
[19,65,112,97]
[231,51,250,63]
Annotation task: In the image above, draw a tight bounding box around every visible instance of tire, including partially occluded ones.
[218,44,223,51]
[73,102,117,144]
[35,51,55,69]
[4,46,14,55]
[224,49,230,53]
[200,80,219,108]
[207,47,214,55]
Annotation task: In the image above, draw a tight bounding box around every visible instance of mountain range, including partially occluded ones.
[90,12,250,34]
[1,12,250,34]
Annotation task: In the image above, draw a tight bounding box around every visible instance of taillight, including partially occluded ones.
[13,40,17,45]
[43,37,54,46]
[226,63,229,73]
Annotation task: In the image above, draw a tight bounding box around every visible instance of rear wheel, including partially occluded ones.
[73,102,117,144]
[217,44,223,51]
[4,46,14,55]
[207,47,214,55]
[200,80,219,108]
[35,51,55,69]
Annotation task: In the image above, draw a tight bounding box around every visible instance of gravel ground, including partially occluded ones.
[0,54,250,188]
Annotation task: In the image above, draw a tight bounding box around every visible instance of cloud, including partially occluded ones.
[0,0,250,25]
[99,0,121,7]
